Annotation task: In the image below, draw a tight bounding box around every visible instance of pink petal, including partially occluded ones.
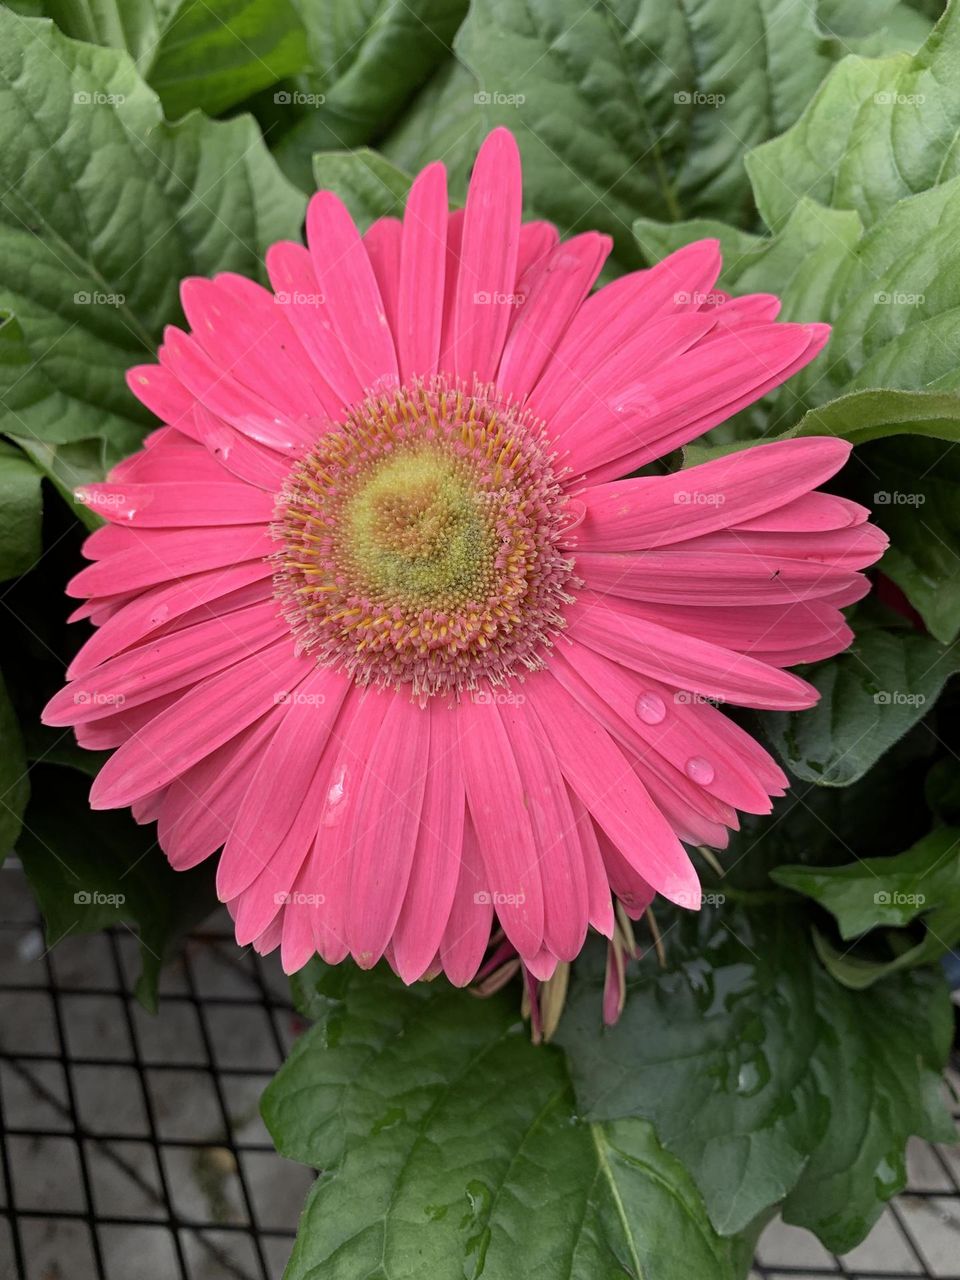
[266,240,363,407]
[216,666,351,902]
[346,695,430,968]
[67,526,271,598]
[452,129,522,382]
[458,694,544,959]
[497,697,589,961]
[396,162,448,383]
[392,702,465,984]
[440,813,493,986]
[89,637,308,808]
[523,674,700,908]
[364,217,402,339]
[76,480,273,528]
[497,232,612,399]
[67,561,271,679]
[572,438,852,551]
[306,191,399,391]
[566,597,818,710]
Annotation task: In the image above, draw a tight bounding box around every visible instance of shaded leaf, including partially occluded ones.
[558,906,954,1252]
[263,967,752,1280]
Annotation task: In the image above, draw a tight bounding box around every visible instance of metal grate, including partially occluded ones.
[0,860,957,1280]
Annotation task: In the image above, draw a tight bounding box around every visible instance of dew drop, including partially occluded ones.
[685,755,715,785]
[635,691,666,725]
[321,765,349,826]
[149,604,170,626]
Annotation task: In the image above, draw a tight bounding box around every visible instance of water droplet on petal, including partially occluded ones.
[321,765,349,826]
[685,755,715,785]
[636,692,666,725]
[149,604,170,626]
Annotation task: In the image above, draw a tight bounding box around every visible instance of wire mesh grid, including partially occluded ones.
[0,859,957,1280]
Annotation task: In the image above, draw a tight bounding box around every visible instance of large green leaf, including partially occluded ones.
[274,0,469,189]
[0,438,42,581]
[262,968,754,1280]
[18,765,216,1011]
[763,614,960,786]
[0,13,306,495]
[747,1,960,232]
[26,0,310,118]
[456,0,928,265]
[557,906,954,1252]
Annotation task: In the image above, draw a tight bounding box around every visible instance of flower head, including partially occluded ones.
[45,128,887,989]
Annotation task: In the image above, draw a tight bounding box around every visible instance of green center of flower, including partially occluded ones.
[342,445,495,608]
[272,377,576,700]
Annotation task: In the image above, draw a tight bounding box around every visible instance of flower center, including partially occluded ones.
[272,377,576,698]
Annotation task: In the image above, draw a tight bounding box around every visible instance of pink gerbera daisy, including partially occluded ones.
[44,128,886,993]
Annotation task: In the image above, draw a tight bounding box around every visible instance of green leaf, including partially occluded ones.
[380,59,483,202]
[848,437,960,643]
[557,906,954,1252]
[773,827,960,936]
[747,2,960,232]
[31,0,310,118]
[456,0,926,265]
[274,0,468,189]
[0,669,29,862]
[779,959,955,1248]
[763,616,960,786]
[774,828,960,988]
[0,13,306,493]
[263,968,752,1280]
[18,765,217,1011]
[0,438,42,581]
[311,149,413,230]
